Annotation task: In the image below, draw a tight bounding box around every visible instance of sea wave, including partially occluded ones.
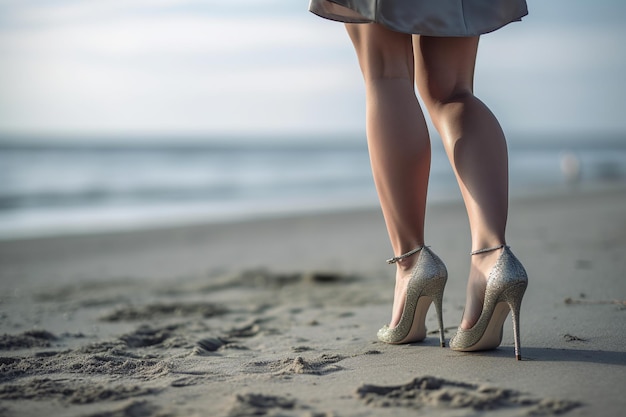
[0,137,624,239]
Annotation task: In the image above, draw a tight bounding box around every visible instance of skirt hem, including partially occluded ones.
[309,0,528,37]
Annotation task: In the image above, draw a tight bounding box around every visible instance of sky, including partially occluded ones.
[0,0,625,143]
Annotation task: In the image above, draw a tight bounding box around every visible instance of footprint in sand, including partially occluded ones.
[225,318,279,339]
[100,301,227,322]
[120,324,190,349]
[1,341,171,384]
[227,393,299,417]
[203,269,356,292]
[0,330,57,350]
[357,376,582,415]
[0,377,159,404]
[81,400,161,417]
[227,392,335,417]
[192,337,234,356]
[245,354,345,376]
[290,346,314,353]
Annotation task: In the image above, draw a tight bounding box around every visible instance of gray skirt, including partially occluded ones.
[308,0,528,37]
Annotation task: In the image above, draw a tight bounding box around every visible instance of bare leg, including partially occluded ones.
[346,23,431,328]
[414,36,509,329]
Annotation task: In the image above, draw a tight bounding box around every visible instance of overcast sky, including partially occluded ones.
[0,1,625,142]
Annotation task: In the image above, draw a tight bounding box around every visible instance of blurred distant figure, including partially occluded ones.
[309,1,529,359]
[560,151,582,184]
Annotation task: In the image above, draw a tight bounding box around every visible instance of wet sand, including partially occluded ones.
[1,185,625,416]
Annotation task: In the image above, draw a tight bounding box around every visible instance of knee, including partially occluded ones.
[421,87,477,143]
[422,87,475,121]
[425,86,474,109]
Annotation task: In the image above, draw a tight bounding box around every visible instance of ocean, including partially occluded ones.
[1,135,624,240]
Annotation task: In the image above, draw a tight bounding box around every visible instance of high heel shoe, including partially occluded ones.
[377,246,448,346]
[450,245,528,360]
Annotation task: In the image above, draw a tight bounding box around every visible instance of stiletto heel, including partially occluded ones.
[377,246,448,345]
[450,246,528,360]
[503,282,526,360]
[433,291,446,347]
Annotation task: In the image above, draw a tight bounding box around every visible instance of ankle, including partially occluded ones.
[395,257,417,274]
[386,244,424,270]
[470,243,506,256]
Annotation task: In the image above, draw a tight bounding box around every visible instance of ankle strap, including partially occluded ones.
[386,245,425,264]
[471,244,507,256]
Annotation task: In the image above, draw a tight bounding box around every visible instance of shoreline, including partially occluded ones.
[1,180,623,243]
[1,184,625,416]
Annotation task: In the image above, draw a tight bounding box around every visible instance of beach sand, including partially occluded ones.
[1,185,625,417]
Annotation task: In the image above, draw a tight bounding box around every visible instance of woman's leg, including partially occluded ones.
[345,23,431,328]
[413,36,509,330]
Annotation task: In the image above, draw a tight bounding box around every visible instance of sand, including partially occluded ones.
[1,185,625,417]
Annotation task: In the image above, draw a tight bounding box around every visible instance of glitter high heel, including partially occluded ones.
[377,246,448,346]
[450,245,528,360]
